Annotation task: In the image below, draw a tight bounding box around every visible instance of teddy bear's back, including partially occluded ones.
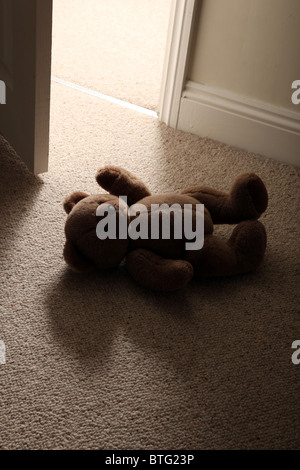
[129,193,213,259]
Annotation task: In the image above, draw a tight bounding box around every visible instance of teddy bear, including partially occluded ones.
[63,165,268,291]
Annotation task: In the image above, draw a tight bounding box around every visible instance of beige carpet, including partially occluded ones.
[51,0,171,111]
[0,78,299,449]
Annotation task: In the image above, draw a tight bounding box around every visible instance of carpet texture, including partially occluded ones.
[0,80,299,450]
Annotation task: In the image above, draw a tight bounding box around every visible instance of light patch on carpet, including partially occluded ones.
[51,76,158,118]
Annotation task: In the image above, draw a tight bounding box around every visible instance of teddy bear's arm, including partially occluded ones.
[181,173,268,224]
[63,240,95,272]
[96,166,151,206]
[126,248,194,291]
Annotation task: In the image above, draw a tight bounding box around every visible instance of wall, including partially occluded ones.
[176,0,300,165]
[188,0,300,113]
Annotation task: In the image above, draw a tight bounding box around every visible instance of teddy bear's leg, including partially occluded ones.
[186,220,267,277]
[96,166,151,206]
[126,248,194,291]
[63,240,95,272]
[181,173,268,224]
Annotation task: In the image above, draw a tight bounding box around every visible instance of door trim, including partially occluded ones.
[158,0,196,128]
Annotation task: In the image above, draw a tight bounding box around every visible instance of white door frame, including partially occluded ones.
[1,1,194,173]
[159,0,196,128]
[158,0,300,166]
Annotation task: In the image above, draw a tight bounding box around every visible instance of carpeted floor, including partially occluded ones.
[0,0,300,449]
[0,80,299,449]
[51,0,171,111]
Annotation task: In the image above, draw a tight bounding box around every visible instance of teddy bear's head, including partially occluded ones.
[63,191,129,270]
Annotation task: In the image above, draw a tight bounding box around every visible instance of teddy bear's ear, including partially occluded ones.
[63,191,89,214]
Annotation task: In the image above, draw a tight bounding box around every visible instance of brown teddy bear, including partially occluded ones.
[63,166,268,291]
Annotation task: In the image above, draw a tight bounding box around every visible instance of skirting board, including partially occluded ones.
[177,81,300,166]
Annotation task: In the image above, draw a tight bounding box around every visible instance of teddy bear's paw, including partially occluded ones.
[96,166,121,191]
[126,249,194,291]
[96,166,151,206]
[228,220,267,272]
[230,173,268,219]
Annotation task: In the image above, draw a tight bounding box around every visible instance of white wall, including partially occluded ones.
[174,0,300,165]
[188,0,300,113]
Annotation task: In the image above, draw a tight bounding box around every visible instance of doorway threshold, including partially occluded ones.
[51,76,158,118]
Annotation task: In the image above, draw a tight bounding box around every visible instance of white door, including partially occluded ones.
[159,0,196,127]
[0,0,52,174]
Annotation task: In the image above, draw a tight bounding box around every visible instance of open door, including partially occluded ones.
[0,0,52,174]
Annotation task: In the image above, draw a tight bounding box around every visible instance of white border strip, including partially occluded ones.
[51,76,158,118]
[158,0,196,127]
[0,340,6,365]
[183,81,300,133]
[177,81,300,166]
